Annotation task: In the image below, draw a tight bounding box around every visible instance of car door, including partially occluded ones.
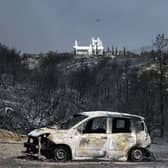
[107,117,136,160]
[76,117,108,157]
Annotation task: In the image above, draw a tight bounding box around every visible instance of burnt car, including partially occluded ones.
[24,111,151,161]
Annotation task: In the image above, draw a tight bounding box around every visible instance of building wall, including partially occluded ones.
[73,37,104,56]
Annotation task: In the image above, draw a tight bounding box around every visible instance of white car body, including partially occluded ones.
[25,111,151,161]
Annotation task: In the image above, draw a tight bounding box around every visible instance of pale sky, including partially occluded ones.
[0,0,168,53]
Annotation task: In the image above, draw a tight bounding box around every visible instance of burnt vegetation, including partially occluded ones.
[0,34,168,137]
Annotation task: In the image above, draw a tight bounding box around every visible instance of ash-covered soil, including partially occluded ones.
[0,142,168,168]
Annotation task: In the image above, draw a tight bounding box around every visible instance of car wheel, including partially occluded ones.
[130,148,144,162]
[53,146,71,162]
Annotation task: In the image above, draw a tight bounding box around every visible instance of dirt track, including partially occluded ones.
[0,142,168,168]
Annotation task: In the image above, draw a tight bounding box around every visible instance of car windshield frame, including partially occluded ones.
[60,114,87,129]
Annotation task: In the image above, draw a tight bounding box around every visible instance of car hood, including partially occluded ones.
[28,127,59,137]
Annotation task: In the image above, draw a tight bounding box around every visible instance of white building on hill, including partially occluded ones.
[73,37,104,56]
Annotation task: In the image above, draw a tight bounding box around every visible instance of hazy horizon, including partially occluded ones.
[0,0,168,53]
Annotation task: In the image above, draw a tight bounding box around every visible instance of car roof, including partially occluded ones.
[78,111,144,120]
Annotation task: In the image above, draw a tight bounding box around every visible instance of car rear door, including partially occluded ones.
[106,117,136,160]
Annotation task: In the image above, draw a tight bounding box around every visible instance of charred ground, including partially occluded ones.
[0,139,168,168]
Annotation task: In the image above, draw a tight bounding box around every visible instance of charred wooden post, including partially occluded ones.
[38,136,41,159]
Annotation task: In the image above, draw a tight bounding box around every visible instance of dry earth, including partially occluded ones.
[0,129,168,168]
[0,142,168,168]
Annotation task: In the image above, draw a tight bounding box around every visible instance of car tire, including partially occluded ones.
[53,146,71,162]
[129,148,144,162]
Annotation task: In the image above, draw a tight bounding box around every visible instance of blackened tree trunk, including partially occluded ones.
[153,34,168,137]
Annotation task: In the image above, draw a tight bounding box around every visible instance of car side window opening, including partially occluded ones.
[112,118,131,133]
[82,117,107,134]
